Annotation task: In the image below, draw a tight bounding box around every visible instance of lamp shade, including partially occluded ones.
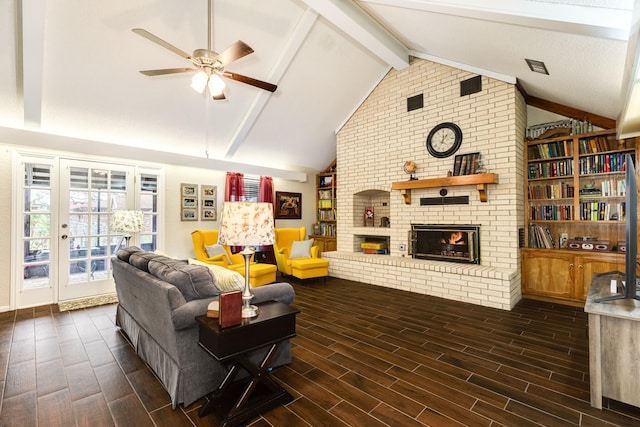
[110,210,145,233]
[218,202,274,247]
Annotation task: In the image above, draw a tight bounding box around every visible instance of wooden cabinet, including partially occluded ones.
[310,235,337,254]
[522,129,636,304]
[310,160,336,252]
[522,249,624,305]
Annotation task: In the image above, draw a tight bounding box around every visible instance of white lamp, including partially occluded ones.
[110,210,145,248]
[218,202,274,318]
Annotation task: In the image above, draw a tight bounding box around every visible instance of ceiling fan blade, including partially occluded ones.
[132,28,191,60]
[216,41,254,66]
[139,67,196,76]
[222,71,277,93]
[212,92,226,101]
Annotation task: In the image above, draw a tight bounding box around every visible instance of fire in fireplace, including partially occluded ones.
[409,224,480,264]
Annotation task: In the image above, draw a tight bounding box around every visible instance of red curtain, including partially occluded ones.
[258,176,274,252]
[258,176,274,204]
[224,172,245,201]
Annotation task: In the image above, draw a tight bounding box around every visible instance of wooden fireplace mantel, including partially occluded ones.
[391,173,499,204]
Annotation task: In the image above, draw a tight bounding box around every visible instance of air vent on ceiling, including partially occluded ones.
[525,58,549,75]
[407,94,424,112]
[460,75,482,96]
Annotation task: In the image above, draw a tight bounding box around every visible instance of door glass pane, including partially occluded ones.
[92,169,108,190]
[70,167,89,189]
[111,170,127,191]
[23,163,51,290]
[25,189,50,211]
[70,191,89,213]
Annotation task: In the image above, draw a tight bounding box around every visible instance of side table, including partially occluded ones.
[196,301,299,426]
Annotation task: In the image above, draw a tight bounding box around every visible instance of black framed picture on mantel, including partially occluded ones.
[275,191,301,219]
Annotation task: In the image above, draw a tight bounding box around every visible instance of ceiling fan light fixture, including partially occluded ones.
[208,73,226,96]
[191,71,209,93]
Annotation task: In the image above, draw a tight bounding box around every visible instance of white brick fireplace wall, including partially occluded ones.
[323,57,526,310]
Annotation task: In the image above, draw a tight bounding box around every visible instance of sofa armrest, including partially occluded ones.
[171,297,218,330]
[253,282,295,305]
[311,246,319,258]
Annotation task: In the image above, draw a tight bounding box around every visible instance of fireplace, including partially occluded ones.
[409,224,480,264]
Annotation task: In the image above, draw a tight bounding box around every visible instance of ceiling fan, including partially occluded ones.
[132,0,277,100]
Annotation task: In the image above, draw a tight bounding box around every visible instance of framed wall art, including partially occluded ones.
[181,183,198,221]
[275,191,302,219]
[201,185,217,221]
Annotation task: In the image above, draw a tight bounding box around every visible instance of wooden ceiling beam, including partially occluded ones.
[517,81,616,129]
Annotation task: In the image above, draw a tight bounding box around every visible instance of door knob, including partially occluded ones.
[61,235,68,240]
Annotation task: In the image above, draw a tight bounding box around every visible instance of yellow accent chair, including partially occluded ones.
[190,230,276,287]
[274,227,329,281]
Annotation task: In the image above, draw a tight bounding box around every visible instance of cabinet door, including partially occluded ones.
[522,251,574,299]
[575,254,624,301]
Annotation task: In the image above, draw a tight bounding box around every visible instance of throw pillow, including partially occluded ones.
[149,258,219,301]
[290,239,314,259]
[188,258,244,292]
[205,244,232,265]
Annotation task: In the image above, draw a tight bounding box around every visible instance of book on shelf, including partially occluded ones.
[529,204,573,220]
[527,159,573,179]
[528,224,555,248]
[579,201,625,221]
[578,152,631,174]
[528,182,574,199]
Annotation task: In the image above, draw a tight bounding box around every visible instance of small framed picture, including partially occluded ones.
[275,191,302,219]
[201,185,217,221]
[202,209,217,220]
[182,183,197,196]
[182,198,197,208]
[182,209,197,221]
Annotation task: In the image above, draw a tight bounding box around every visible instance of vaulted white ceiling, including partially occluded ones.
[0,0,636,178]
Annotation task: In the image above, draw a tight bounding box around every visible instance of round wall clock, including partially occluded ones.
[426,122,463,158]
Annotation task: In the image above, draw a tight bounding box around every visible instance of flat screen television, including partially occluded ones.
[595,153,640,303]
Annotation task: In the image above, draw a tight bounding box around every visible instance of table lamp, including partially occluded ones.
[110,210,145,248]
[218,202,275,318]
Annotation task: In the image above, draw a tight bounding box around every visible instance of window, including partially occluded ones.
[244,176,259,202]
[139,173,159,252]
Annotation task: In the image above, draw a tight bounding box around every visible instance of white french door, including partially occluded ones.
[57,160,136,301]
[17,157,139,307]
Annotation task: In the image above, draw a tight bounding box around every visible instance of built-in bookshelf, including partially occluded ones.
[522,128,637,304]
[311,160,337,253]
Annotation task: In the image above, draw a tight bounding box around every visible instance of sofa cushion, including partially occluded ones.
[116,246,142,263]
[189,259,244,292]
[149,258,220,301]
[205,244,232,265]
[290,239,314,259]
[129,252,166,272]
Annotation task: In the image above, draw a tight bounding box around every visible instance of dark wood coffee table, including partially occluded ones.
[196,300,299,426]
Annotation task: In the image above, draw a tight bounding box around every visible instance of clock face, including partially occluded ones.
[426,122,463,158]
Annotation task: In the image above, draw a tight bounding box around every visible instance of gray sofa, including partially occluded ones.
[112,247,295,408]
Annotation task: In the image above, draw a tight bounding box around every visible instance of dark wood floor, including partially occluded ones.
[2,277,640,426]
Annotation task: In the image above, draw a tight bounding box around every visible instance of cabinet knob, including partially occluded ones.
[579,264,584,269]
[569,263,574,268]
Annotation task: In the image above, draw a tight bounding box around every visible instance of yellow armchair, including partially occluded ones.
[191,229,276,287]
[273,227,319,275]
[190,230,247,267]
